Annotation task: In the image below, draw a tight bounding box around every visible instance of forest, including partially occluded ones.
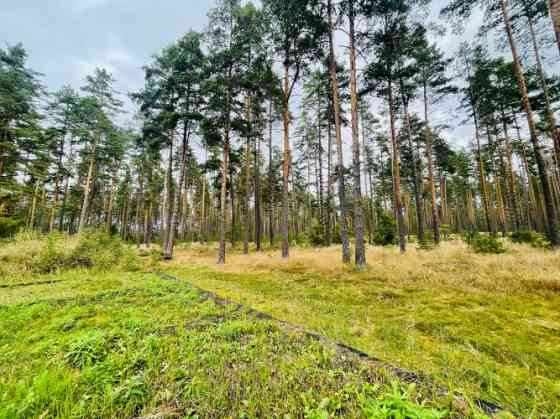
[1,0,560,417]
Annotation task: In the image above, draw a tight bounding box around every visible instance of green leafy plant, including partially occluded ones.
[464,233,506,254]
[510,230,550,249]
[373,211,397,246]
[359,382,447,419]
[65,332,107,368]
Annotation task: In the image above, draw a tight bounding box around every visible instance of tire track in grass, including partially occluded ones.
[156,270,507,418]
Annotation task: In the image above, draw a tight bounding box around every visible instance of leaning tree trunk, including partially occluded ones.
[501,0,559,247]
[328,0,351,263]
[349,0,367,268]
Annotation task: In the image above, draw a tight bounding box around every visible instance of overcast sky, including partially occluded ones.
[1,0,487,148]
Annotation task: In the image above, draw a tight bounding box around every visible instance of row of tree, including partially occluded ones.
[1,0,560,267]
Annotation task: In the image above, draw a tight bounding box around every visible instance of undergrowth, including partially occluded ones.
[0,230,140,280]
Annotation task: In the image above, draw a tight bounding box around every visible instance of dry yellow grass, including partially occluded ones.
[170,240,560,295]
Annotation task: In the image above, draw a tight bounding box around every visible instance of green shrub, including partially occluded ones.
[465,233,506,254]
[34,234,70,274]
[373,212,396,246]
[1,230,140,277]
[0,217,23,238]
[72,230,126,270]
[309,219,326,246]
[510,230,550,249]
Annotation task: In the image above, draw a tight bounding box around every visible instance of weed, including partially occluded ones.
[65,331,107,368]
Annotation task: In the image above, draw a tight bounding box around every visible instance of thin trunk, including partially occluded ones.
[268,100,275,247]
[548,0,560,56]
[349,0,366,267]
[218,127,229,264]
[162,133,174,248]
[328,0,351,263]
[164,123,190,260]
[402,86,425,245]
[501,0,559,246]
[423,83,440,244]
[527,12,560,166]
[78,134,99,233]
[281,62,291,259]
[255,121,262,251]
[388,79,406,253]
[244,96,252,255]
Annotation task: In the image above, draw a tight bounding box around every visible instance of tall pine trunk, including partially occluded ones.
[349,0,367,267]
[78,134,99,233]
[243,96,252,255]
[281,62,291,259]
[388,79,406,253]
[164,123,190,260]
[549,0,560,56]
[527,13,560,166]
[268,100,275,247]
[501,0,559,247]
[327,0,351,263]
[423,84,440,244]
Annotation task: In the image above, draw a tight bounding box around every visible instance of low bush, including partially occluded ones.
[510,230,550,249]
[464,232,506,254]
[373,211,396,246]
[0,217,23,238]
[0,230,140,277]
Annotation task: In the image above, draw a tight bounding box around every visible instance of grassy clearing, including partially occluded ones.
[2,271,472,418]
[164,241,560,418]
[0,235,499,418]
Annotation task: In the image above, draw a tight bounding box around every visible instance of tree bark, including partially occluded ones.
[388,79,406,253]
[549,0,560,56]
[501,0,559,246]
[423,83,440,244]
[243,96,252,255]
[527,12,560,167]
[78,133,99,233]
[164,122,190,260]
[268,100,275,247]
[349,0,367,267]
[281,62,291,259]
[328,0,351,263]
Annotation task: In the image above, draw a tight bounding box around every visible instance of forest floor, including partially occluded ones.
[0,234,558,418]
[162,240,560,418]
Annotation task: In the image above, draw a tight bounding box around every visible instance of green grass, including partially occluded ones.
[0,268,480,418]
[164,243,560,418]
